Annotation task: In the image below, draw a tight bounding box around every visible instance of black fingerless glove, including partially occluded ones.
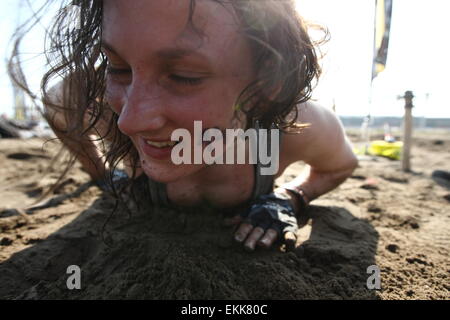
[241,192,298,237]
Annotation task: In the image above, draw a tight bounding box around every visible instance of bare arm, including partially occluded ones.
[231,102,358,251]
[279,101,358,206]
[43,80,110,181]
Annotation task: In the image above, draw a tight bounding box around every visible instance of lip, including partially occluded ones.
[140,136,172,142]
[138,136,176,161]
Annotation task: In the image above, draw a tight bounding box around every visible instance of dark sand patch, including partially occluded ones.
[0,134,449,300]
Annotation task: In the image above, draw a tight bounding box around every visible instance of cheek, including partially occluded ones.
[206,83,242,123]
[197,91,248,130]
[175,92,235,128]
[103,79,241,129]
[105,81,126,115]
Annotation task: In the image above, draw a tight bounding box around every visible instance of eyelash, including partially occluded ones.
[106,67,203,86]
[168,74,203,86]
[106,67,131,75]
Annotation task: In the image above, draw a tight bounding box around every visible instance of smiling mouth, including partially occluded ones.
[144,140,178,148]
[142,126,223,149]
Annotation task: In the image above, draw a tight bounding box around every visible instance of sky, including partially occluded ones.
[296,0,450,118]
[0,0,449,118]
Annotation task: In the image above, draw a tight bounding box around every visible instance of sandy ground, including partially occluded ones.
[0,131,449,300]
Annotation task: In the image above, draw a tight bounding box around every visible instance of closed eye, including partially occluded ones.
[106,66,131,75]
[169,74,203,86]
[106,66,204,87]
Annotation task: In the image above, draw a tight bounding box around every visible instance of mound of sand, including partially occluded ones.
[0,134,449,299]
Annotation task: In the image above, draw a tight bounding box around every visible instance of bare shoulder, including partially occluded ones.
[43,73,88,111]
[43,80,65,109]
[43,75,113,129]
[280,101,356,172]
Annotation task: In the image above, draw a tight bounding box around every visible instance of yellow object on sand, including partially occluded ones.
[368,140,403,160]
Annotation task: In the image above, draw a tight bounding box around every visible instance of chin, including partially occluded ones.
[141,160,205,184]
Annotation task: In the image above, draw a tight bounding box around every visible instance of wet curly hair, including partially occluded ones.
[9,0,328,191]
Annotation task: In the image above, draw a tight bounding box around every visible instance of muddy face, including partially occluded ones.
[101,0,255,183]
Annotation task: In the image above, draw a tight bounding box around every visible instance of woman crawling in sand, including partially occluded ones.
[12,0,357,252]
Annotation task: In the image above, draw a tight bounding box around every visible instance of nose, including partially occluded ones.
[117,81,168,136]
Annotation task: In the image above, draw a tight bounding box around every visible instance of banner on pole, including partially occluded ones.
[372,0,393,81]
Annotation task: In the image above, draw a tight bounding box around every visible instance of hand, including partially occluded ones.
[224,191,299,251]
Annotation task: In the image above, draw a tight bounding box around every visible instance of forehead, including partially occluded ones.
[102,0,247,66]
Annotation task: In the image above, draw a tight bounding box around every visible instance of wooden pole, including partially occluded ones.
[401,91,414,172]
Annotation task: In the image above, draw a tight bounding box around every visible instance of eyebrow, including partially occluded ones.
[101,40,211,64]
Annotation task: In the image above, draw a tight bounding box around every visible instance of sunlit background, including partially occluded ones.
[1,0,449,118]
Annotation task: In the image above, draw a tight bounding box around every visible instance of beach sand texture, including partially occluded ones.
[0,131,449,299]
